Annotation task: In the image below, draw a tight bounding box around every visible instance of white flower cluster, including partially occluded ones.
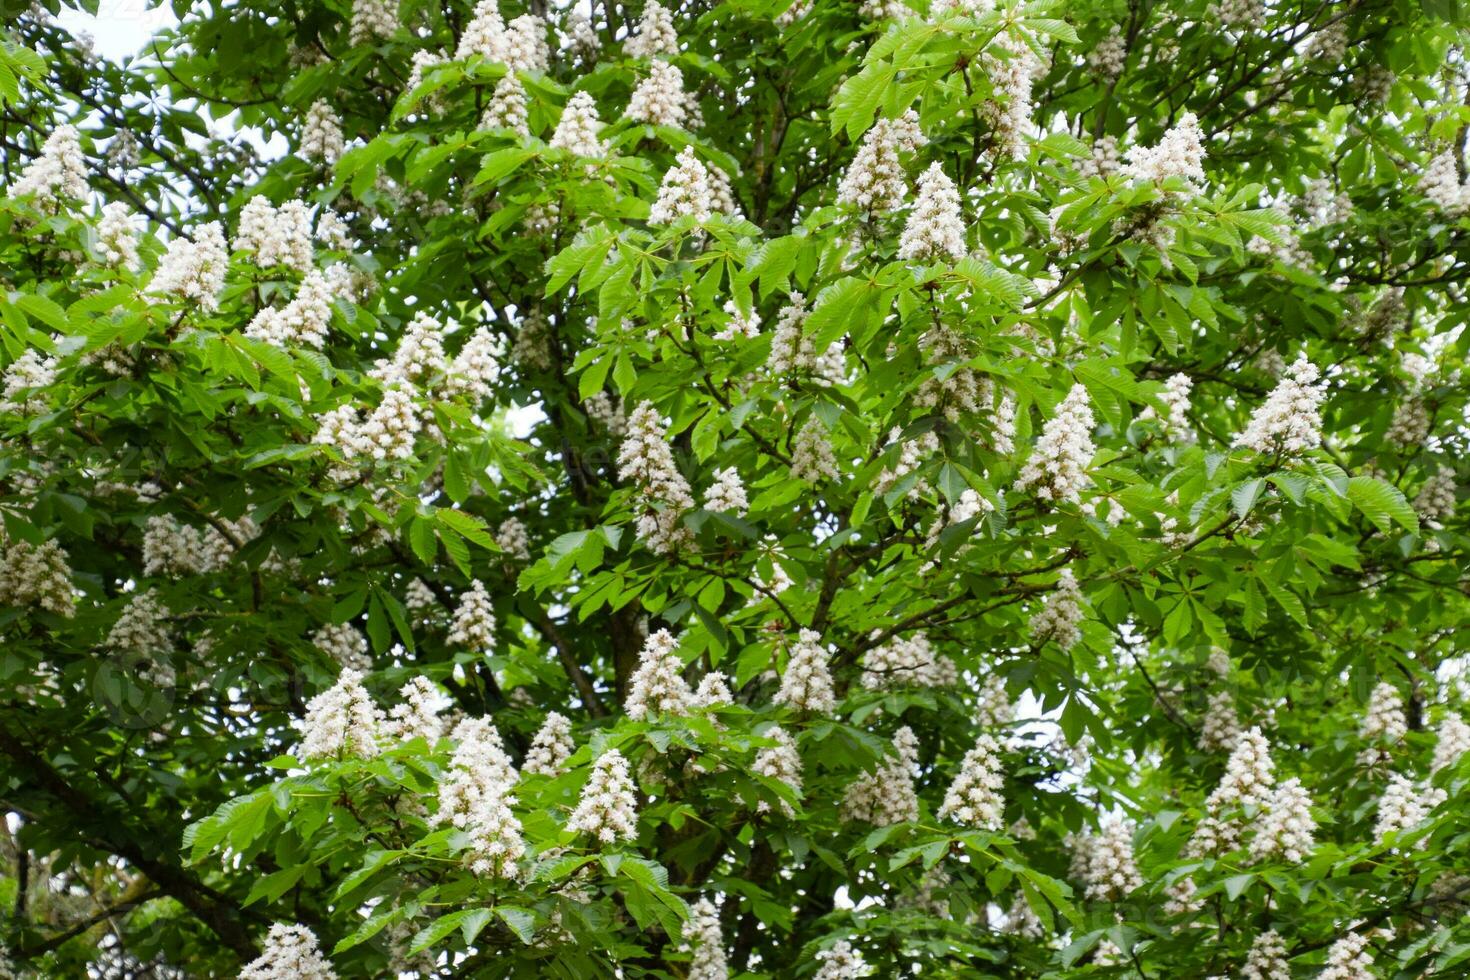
[841,727,920,826]
[1241,929,1290,980]
[1318,931,1377,980]
[774,628,837,714]
[1080,819,1143,901]
[96,202,140,270]
[447,579,497,652]
[980,28,1045,161]
[974,674,1012,729]
[312,623,369,671]
[565,10,600,60]
[1432,713,1470,774]
[372,311,447,384]
[240,923,337,980]
[837,110,925,212]
[235,197,315,273]
[715,300,760,340]
[523,711,575,776]
[482,73,529,135]
[457,0,506,58]
[502,15,550,73]
[766,294,844,383]
[1016,383,1095,505]
[141,515,237,576]
[812,940,868,980]
[297,668,384,760]
[349,0,397,45]
[386,676,447,743]
[1122,112,1207,188]
[13,124,88,212]
[790,418,840,483]
[299,100,345,164]
[625,628,695,719]
[628,60,688,129]
[1139,372,1193,439]
[550,91,608,157]
[1250,777,1316,863]
[1234,354,1325,456]
[436,717,518,827]
[626,1,678,58]
[568,749,639,843]
[703,467,748,515]
[1189,726,1275,856]
[510,309,553,371]
[245,271,336,349]
[464,776,526,879]
[1374,772,1444,846]
[104,590,172,658]
[494,517,531,561]
[1357,681,1406,765]
[752,725,803,815]
[1420,149,1469,214]
[1198,688,1242,752]
[445,325,502,401]
[1088,26,1126,79]
[150,222,228,311]
[861,632,956,689]
[650,146,714,224]
[0,538,75,616]
[584,391,627,435]
[1029,569,1084,650]
[618,401,695,553]
[0,351,57,414]
[938,732,1005,828]
[898,163,967,261]
[681,898,729,980]
[1387,395,1429,448]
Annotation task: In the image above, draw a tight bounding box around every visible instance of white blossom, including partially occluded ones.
[550,91,608,157]
[974,674,1012,729]
[837,110,925,212]
[523,711,575,776]
[752,725,803,815]
[1250,777,1316,863]
[297,668,383,760]
[0,351,56,415]
[565,11,601,60]
[104,590,172,664]
[569,749,639,843]
[812,940,868,980]
[715,300,760,340]
[862,633,956,689]
[1121,112,1207,188]
[1318,931,1377,980]
[898,163,966,261]
[627,60,688,128]
[1198,689,1242,752]
[511,309,553,371]
[1374,772,1445,846]
[841,727,920,826]
[1081,819,1142,901]
[447,579,497,652]
[1140,372,1193,439]
[349,0,397,45]
[1419,149,1468,215]
[0,539,75,616]
[503,15,550,74]
[463,778,526,878]
[312,622,370,671]
[649,146,714,225]
[1357,681,1406,765]
[150,222,228,311]
[774,628,837,714]
[356,384,421,461]
[790,418,840,483]
[445,325,502,401]
[618,401,695,553]
[436,717,518,828]
[1029,569,1084,649]
[938,732,1005,828]
[245,271,336,349]
[980,28,1045,161]
[703,467,748,515]
[387,676,448,742]
[457,0,507,60]
[1241,930,1290,980]
[625,628,695,720]
[1088,25,1126,79]
[235,197,315,274]
[1015,383,1095,504]
[481,72,529,135]
[1235,354,1326,456]
[680,898,728,980]
[300,101,345,164]
[584,391,627,435]
[96,202,140,270]
[240,923,337,980]
[625,1,678,58]
[1431,712,1470,774]
[13,124,88,211]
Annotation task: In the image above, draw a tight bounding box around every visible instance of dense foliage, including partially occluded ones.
[1,0,1469,976]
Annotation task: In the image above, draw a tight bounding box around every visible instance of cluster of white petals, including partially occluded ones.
[141,514,237,576]
[766,294,843,383]
[1357,681,1406,764]
[494,517,531,561]
[435,717,518,828]
[703,467,748,515]
[1198,688,1242,752]
[0,351,57,414]
[503,15,550,74]
[299,101,345,164]
[447,579,497,652]
[482,73,530,136]
[1241,930,1290,980]
[1318,932,1377,980]
[297,668,384,760]
[313,623,369,670]
[841,727,920,826]
[550,91,608,156]
[104,590,172,659]
[1016,384,1095,504]
[980,29,1045,161]
[13,124,88,211]
[1419,149,1469,214]
[752,725,803,815]
[463,777,526,878]
[650,146,714,224]
[523,711,575,776]
[457,0,507,59]
[236,197,315,273]
[1121,112,1207,188]
[240,923,338,980]
[1250,777,1316,863]
[680,898,729,980]
[568,749,639,843]
[1432,712,1470,774]
[628,60,688,128]
[349,0,397,45]
[1080,819,1143,900]
[245,271,336,349]
[812,940,868,980]
[938,732,1005,828]
[1234,354,1325,456]
[150,222,228,310]
[0,539,75,616]
[1374,772,1444,846]
[862,632,956,689]
[1140,372,1193,438]
[974,674,1012,729]
[1029,569,1084,649]
[837,110,925,212]
[625,1,678,58]
[373,311,447,384]
[96,202,140,270]
[898,163,967,261]
[386,676,447,743]
[625,628,695,719]
[774,628,837,714]
[618,401,696,552]
[790,418,840,483]
[445,325,502,401]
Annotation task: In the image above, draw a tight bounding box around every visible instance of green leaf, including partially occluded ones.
[1346,476,1418,535]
